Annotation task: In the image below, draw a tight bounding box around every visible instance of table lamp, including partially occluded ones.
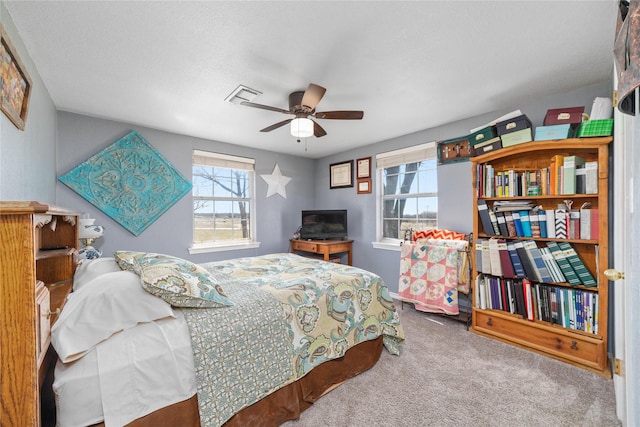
[78,218,105,260]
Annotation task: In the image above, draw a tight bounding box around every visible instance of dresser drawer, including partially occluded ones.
[293,241,318,252]
[473,310,605,370]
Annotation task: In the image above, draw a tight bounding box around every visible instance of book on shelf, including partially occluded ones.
[495,210,509,236]
[523,278,534,321]
[546,241,582,286]
[539,247,566,283]
[523,240,553,283]
[576,164,587,194]
[585,161,598,194]
[557,241,597,287]
[514,241,538,282]
[563,155,586,194]
[481,239,492,275]
[475,241,483,273]
[477,200,497,236]
[488,238,503,277]
[488,209,501,235]
[512,211,524,237]
[506,241,526,278]
[504,211,517,237]
[545,209,556,238]
[550,154,564,195]
[569,209,581,239]
[519,210,533,237]
[497,239,516,278]
[538,208,548,238]
[579,208,599,240]
[555,205,568,239]
[530,206,541,238]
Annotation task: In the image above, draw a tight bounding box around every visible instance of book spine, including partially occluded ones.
[498,239,515,278]
[507,242,526,278]
[546,241,581,285]
[477,200,496,236]
[512,211,524,237]
[555,207,567,239]
[585,161,598,194]
[519,210,532,237]
[538,209,548,238]
[545,209,556,238]
[488,209,501,235]
[558,241,597,287]
[580,208,591,240]
[523,240,553,283]
[504,211,517,237]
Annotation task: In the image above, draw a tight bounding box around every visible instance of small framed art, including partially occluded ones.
[357,178,372,194]
[329,160,354,189]
[1,24,32,130]
[356,157,371,179]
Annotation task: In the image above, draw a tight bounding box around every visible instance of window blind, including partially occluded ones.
[193,150,255,171]
[375,141,437,169]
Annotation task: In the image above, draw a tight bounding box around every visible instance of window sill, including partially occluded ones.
[188,241,261,254]
[371,241,402,251]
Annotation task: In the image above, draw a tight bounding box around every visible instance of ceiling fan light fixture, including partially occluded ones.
[290,117,314,138]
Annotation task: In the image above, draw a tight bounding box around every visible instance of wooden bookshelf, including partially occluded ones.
[0,202,79,425]
[469,137,612,377]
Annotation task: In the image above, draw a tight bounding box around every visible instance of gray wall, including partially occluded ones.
[314,80,612,292]
[1,2,612,294]
[56,112,315,264]
[0,3,57,202]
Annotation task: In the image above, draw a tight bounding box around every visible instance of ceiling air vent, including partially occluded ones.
[224,85,261,104]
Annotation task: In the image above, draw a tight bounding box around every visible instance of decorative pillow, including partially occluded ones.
[114,251,234,308]
[113,250,138,271]
[413,229,466,241]
[73,257,121,291]
[52,270,175,363]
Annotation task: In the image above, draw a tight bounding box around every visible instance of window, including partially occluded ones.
[376,142,438,244]
[190,150,257,252]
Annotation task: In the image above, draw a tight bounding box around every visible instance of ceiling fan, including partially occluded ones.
[240,83,364,138]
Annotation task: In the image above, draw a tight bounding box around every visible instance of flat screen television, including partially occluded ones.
[300,210,348,240]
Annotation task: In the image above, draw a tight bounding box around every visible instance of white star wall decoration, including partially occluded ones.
[261,163,292,198]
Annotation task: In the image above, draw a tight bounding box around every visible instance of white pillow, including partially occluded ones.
[52,270,175,363]
[73,257,122,291]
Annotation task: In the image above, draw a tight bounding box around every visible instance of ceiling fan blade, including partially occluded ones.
[260,118,293,132]
[312,120,327,138]
[241,101,293,115]
[314,110,364,120]
[301,83,326,110]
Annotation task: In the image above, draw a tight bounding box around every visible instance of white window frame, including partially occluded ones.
[373,141,438,251]
[189,150,259,254]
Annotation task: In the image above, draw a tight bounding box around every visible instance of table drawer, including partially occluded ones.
[293,241,318,252]
[474,310,605,369]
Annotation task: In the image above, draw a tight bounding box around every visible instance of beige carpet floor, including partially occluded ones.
[283,303,620,427]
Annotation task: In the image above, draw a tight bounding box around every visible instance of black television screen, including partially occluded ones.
[300,210,348,240]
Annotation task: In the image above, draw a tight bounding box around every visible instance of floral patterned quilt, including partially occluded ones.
[398,242,460,315]
[181,253,404,426]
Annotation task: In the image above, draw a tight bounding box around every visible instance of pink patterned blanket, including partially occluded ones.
[398,242,460,315]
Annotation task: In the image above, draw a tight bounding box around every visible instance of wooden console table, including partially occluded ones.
[290,239,353,265]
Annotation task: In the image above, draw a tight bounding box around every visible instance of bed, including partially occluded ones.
[51,252,405,427]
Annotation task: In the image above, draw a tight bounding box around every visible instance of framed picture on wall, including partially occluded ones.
[1,24,32,131]
[357,178,372,194]
[330,160,354,189]
[356,157,371,179]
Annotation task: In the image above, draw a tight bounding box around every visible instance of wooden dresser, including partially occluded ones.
[0,201,79,426]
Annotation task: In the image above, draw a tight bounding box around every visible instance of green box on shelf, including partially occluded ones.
[468,125,498,146]
[500,128,533,147]
[576,119,614,137]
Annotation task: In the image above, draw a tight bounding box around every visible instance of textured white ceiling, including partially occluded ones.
[5,1,618,159]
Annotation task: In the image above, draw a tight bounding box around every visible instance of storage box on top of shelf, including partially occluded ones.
[472,136,502,156]
[495,114,532,136]
[543,106,585,126]
[468,125,498,146]
[500,128,533,147]
[576,119,614,137]
[534,124,573,141]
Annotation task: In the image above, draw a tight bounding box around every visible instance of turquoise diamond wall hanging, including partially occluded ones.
[59,131,192,236]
